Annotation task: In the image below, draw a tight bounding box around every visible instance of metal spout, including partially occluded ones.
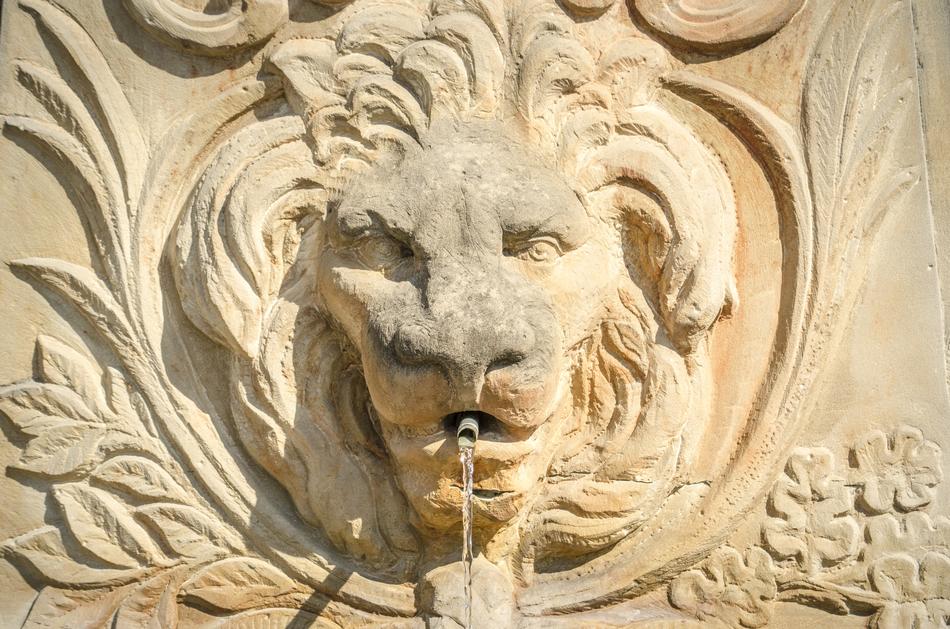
[456,413,480,450]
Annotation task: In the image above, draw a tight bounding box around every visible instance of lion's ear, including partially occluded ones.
[581,105,738,354]
[172,114,324,357]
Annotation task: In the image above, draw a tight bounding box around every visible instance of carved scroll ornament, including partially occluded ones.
[121,0,805,55]
[121,0,290,53]
[633,0,806,51]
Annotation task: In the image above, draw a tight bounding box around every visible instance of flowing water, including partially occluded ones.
[460,445,474,629]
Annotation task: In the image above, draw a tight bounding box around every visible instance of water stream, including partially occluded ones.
[460,445,474,629]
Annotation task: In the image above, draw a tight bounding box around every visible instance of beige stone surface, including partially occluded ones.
[0,0,948,627]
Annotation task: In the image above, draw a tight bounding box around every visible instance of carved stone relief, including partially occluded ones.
[0,0,947,627]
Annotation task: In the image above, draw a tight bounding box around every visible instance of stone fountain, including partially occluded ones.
[0,0,948,627]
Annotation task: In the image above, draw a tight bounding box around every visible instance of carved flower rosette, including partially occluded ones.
[671,428,950,628]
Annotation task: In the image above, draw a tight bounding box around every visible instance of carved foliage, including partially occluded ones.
[801,0,920,360]
[0,337,261,621]
[762,448,860,577]
[669,547,776,628]
[0,2,321,624]
[671,426,950,628]
[853,426,943,515]
[871,552,950,629]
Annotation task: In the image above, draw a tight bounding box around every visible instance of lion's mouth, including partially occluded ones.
[442,411,533,444]
[444,411,534,501]
[444,411,498,439]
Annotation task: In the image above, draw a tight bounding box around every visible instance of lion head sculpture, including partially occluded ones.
[172,0,737,575]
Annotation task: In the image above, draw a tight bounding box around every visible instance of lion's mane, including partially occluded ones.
[172,0,737,576]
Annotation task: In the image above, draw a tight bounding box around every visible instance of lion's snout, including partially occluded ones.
[363,261,562,432]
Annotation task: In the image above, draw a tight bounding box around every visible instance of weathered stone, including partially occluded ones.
[0,0,948,626]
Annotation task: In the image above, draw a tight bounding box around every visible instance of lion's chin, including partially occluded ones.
[384,425,547,529]
[464,487,527,523]
[410,464,533,530]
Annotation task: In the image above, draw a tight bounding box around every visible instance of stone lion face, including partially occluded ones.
[174,4,739,567]
[318,123,622,528]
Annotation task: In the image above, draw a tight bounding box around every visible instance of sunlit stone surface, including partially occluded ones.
[1,0,948,626]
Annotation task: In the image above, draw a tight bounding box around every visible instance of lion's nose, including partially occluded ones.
[372,254,560,429]
[390,259,542,391]
[391,311,536,389]
[480,321,536,381]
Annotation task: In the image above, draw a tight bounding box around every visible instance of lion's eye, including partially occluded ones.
[506,238,562,264]
[355,235,413,272]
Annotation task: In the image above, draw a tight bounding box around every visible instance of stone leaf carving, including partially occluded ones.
[864,506,950,628]
[0,336,159,478]
[762,448,861,577]
[802,0,920,342]
[672,426,950,627]
[0,333,257,617]
[669,426,950,628]
[0,2,314,623]
[668,546,776,628]
[178,558,298,612]
[870,553,950,629]
[865,512,950,561]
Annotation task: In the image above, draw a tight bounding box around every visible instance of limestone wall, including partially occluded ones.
[0,1,948,626]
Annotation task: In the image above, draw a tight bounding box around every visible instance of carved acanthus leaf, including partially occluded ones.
[0,527,146,589]
[52,483,168,569]
[136,504,244,560]
[91,455,192,504]
[179,557,300,613]
[0,337,160,478]
[802,0,920,360]
[12,0,146,297]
